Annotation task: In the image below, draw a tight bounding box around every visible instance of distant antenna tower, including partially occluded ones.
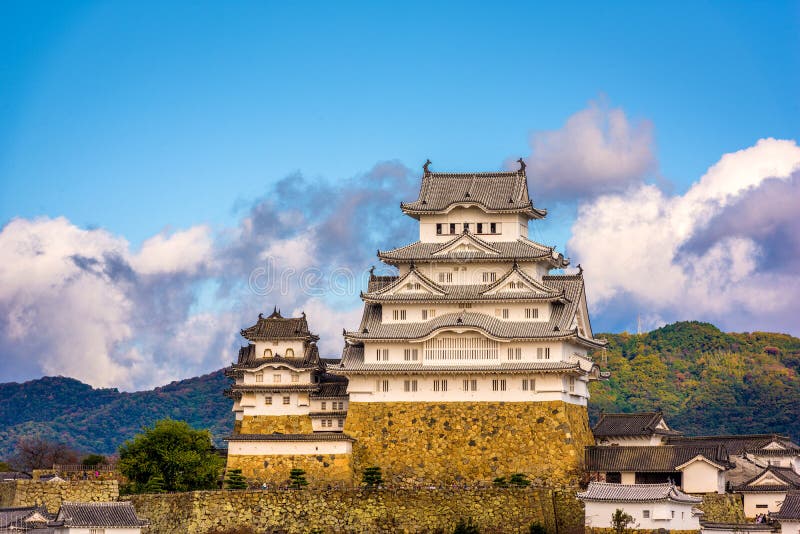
[637,314,642,336]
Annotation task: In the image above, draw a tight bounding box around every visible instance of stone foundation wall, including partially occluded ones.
[127,487,561,534]
[700,493,746,523]
[0,480,118,513]
[344,400,593,486]
[226,454,352,487]
[238,415,312,434]
[586,529,699,534]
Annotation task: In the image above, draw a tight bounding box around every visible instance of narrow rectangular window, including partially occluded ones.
[525,308,539,319]
[522,379,528,391]
[403,379,418,392]
[490,222,497,233]
[438,272,453,283]
[382,379,389,392]
[382,349,389,361]
[449,223,456,234]
[404,348,418,361]
[441,379,448,391]
[422,309,427,320]
[273,374,281,383]
[321,401,327,410]
[282,396,290,405]
[458,302,472,309]
[255,373,263,383]
[569,377,575,393]
[477,223,483,234]
[502,309,509,319]
[482,272,497,283]
[492,379,499,391]
[338,419,344,428]
[463,379,469,391]
[537,348,550,359]
[463,222,470,232]
[436,223,443,235]
[471,379,477,391]
[291,373,299,383]
[400,309,406,320]
[507,347,521,360]
[265,396,273,405]
[643,510,650,519]
[376,349,380,361]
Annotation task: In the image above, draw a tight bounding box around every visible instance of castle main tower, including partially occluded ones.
[330,162,606,486]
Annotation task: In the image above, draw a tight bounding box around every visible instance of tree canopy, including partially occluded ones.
[117,418,224,493]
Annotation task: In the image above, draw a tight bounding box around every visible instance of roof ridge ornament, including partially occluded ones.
[423,159,432,175]
[517,157,526,173]
[577,264,583,275]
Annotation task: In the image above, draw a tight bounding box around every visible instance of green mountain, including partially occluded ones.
[0,321,798,461]
[0,370,233,459]
[589,321,800,441]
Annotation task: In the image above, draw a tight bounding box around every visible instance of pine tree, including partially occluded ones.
[225,468,248,490]
[143,474,165,493]
[288,468,308,489]
[509,473,530,487]
[362,466,383,489]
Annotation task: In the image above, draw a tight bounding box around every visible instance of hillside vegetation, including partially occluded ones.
[589,321,800,440]
[0,370,232,459]
[0,321,798,460]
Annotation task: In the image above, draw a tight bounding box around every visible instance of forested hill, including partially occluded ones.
[589,321,800,441]
[0,321,798,460]
[0,370,233,459]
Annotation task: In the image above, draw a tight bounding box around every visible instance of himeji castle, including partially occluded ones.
[224,160,608,486]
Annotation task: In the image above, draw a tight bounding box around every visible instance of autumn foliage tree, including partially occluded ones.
[11,437,80,470]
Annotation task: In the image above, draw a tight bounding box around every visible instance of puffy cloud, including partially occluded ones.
[131,226,213,275]
[520,100,656,200]
[570,138,800,334]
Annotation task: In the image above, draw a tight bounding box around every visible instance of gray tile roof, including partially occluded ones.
[734,467,800,492]
[345,274,603,348]
[310,381,349,398]
[0,471,32,480]
[0,506,53,529]
[577,482,702,503]
[593,412,680,437]
[363,264,565,303]
[378,235,566,266]
[586,445,730,472]
[225,433,353,442]
[400,171,546,219]
[667,434,799,454]
[240,309,319,342]
[774,490,800,519]
[331,342,583,374]
[229,342,322,370]
[55,502,147,528]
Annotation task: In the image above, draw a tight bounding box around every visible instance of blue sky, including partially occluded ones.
[1,1,799,388]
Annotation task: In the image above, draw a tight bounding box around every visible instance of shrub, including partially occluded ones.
[288,468,308,489]
[362,466,383,488]
[453,517,480,534]
[225,468,248,490]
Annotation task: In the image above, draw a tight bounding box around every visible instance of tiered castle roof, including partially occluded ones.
[399,170,546,219]
[240,308,319,342]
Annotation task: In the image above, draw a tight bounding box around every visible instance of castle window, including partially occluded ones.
[436,223,443,235]
[438,272,453,283]
[525,308,539,319]
[338,419,344,428]
[421,309,436,320]
[285,348,295,357]
[282,396,290,405]
[291,373,299,383]
[522,378,535,391]
[477,223,484,234]
[265,396,273,405]
[489,222,499,234]
[569,377,575,393]
[321,402,327,410]
[403,379,418,392]
[406,282,421,291]
[492,379,507,391]
[482,272,497,283]
[463,379,477,391]
[433,379,448,392]
[495,308,509,319]
[403,348,419,361]
[393,309,407,320]
[643,510,650,519]
[537,347,550,360]
[264,349,273,357]
[457,302,472,309]
[273,374,282,383]
[376,379,390,392]
[507,347,522,360]
[376,349,389,361]
[463,223,470,232]
[424,336,498,361]
[449,223,456,234]
[255,373,264,383]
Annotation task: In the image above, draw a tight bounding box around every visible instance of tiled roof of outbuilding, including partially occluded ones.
[0,506,53,529]
[400,170,546,219]
[667,434,798,454]
[733,467,800,492]
[240,309,319,342]
[55,502,147,527]
[577,482,702,503]
[378,235,566,266]
[586,445,730,472]
[592,412,680,437]
[774,491,800,519]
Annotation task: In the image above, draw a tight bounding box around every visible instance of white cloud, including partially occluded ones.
[132,226,213,275]
[521,100,656,200]
[570,138,800,333]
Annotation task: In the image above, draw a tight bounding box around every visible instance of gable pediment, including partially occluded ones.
[480,266,557,296]
[374,269,446,296]
[432,233,500,257]
[753,472,784,486]
[764,441,787,450]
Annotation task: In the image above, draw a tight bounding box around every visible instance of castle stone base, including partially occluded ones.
[226,454,353,487]
[238,414,313,434]
[345,400,593,486]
